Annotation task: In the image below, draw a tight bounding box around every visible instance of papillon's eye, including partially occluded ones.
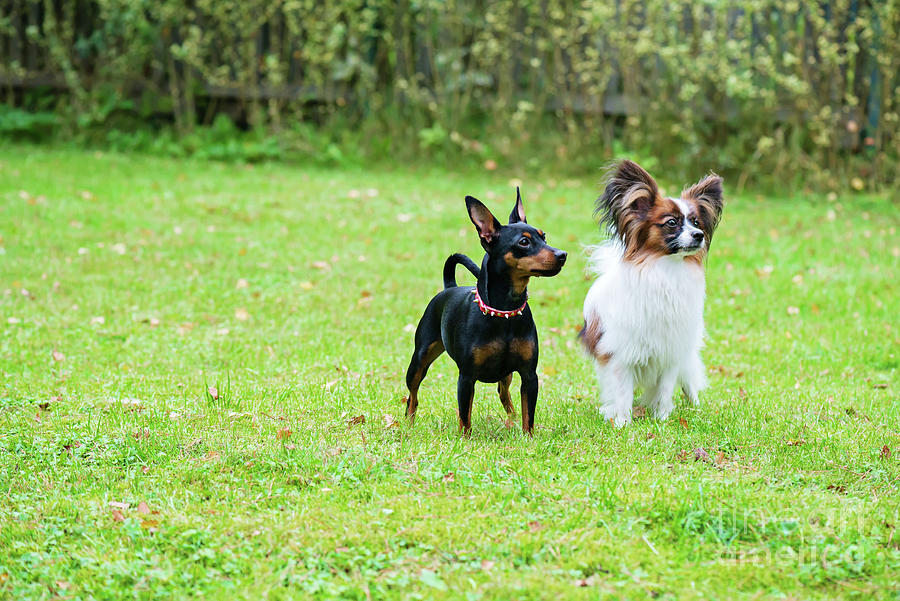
[518,237,530,247]
[691,217,700,227]
[665,218,678,228]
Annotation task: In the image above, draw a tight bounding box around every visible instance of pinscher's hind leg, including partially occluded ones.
[405,306,445,422]
[498,373,516,426]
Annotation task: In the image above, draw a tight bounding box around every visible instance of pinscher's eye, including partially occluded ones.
[518,237,530,247]
[665,218,678,228]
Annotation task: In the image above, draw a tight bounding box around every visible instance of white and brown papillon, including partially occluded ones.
[581,160,724,426]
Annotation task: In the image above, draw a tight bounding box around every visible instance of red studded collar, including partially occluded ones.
[472,288,527,318]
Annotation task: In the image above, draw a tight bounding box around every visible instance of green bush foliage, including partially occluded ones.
[1,0,898,187]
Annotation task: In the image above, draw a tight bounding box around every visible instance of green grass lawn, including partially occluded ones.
[1,145,898,600]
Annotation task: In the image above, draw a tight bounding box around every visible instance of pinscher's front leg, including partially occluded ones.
[456,373,476,436]
[519,371,539,435]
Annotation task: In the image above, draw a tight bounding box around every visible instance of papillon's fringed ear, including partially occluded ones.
[509,187,527,224]
[466,196,502,247]
[683,173,724,237]
[595,159,660,238]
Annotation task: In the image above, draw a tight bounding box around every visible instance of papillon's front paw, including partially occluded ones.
[650,399,674,421]
[600,404,631,428]
[681,386,700,407]
[650,398,675,419]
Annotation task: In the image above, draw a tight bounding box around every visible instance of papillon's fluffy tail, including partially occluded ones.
[583,241,624,278]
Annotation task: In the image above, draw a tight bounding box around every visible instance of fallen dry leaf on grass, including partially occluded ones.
[574,575,601,587]
[111,509,125,522]
[109,501,129,510]
[442,472,455,483]
[347,415,365,427]
[633,406,647,419]
[679,417,689,429]
[234,308,249,321]
[693,448,710,462]
[786,438,806,446]
[207,386,219,400]
[137,501,151,515]
[881,445,892,460]
[52,350,65,362]
[119,398,143,412]
[276,427,292,441]
[383,414,399,429]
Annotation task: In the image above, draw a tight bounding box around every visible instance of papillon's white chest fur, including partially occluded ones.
[581,160,723,426]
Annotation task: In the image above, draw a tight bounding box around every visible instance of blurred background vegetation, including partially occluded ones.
[1,0,898,191]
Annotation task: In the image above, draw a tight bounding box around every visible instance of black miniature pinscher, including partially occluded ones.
[405,189,567,435]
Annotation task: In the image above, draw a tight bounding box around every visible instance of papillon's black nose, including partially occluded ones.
[692,231,704,242]
[556,250,567,265]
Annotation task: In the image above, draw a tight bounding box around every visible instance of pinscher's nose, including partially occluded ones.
[555,250,567,265]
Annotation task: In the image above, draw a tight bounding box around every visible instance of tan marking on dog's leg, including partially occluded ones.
[498,374,515,427]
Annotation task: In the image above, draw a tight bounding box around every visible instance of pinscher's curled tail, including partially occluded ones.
[443,253,480,289]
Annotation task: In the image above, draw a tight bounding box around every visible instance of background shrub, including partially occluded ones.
[1,0,897,188]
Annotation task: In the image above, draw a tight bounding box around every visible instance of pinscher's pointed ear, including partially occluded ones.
[509,187,527,224]
[466,196,502,247]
